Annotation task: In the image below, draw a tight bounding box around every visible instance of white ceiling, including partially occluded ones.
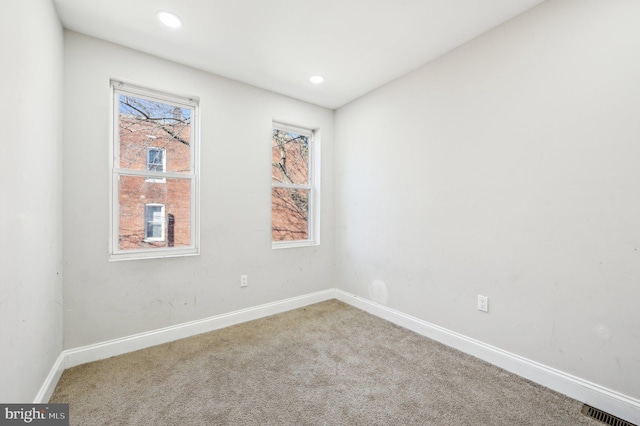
[53,0,545,109]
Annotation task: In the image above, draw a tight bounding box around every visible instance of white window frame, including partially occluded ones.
[271,121,320,249]
[110,81,200,261]
[144,204,166,242]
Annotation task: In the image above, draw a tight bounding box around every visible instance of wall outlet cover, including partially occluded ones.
[478,295,489,312]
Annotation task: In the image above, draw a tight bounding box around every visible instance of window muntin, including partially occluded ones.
[111,82,199,260]
[271,123,317,247]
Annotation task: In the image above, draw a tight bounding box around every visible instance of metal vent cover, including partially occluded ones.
[581,404,637,426]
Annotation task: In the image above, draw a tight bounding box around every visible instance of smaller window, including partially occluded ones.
[145,204,165,242]
[271,122,319,248]
[147,147,165,172]
[146,147,166,183]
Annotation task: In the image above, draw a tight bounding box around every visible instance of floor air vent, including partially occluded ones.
[581,404,636,426]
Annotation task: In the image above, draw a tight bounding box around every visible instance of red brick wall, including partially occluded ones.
[118,115,192,250]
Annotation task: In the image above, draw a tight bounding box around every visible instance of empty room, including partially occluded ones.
[1,0,639,424]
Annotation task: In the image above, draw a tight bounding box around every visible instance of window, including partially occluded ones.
[110,81,199,260]
[145,204,165,241]
[146,147,165,172]
[146,147,166,182]
[271,122,319,248]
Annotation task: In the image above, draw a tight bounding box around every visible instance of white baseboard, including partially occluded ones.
[34,352,65,403]
[36,290,334,402]
[63,289,336,369]
[36,288,639,424]
[335,289,640,425]
[37,290,335,402]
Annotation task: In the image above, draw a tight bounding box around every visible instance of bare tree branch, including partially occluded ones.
[120,97,190,146]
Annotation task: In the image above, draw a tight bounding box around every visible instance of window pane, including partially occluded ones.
[272,129,309,185]
[119,95,191,173]
[147,148,164,172]
[272,188,309,241]
[145,204,162,221]
[119,176,191,250]
[146,222,163,239]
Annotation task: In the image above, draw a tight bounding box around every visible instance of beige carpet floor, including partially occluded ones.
[50,300,603,425]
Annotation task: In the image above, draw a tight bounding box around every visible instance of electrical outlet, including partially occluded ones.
[240,275,248,287]
[477,295,489,312]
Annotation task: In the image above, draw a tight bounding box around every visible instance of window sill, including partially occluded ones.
[109,247,199,261]
[272,240,318,250]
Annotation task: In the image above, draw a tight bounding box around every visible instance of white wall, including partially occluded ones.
[63,32,334,349]
[0,0,64,402]
[335,0,640,399]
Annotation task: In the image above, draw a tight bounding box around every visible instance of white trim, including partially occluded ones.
[33,352,65,403]
[112,80,198,107]
[272,183,312,190]
[311,129,321,246]
[334,289,640,425]
[109,86,117,259]
[272,239,319,250]
[190,102,201,254]
[108,247,199,261]
[272,121,314,137]
[63,290,336,369]
[114,169,194,179]
[36,288,639,424]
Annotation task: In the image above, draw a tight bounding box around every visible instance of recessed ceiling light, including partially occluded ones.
[309,75,324,84]
[157,11,182,28]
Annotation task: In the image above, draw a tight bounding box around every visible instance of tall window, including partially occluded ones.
[110,81,199,260]
[271,122,319,248]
